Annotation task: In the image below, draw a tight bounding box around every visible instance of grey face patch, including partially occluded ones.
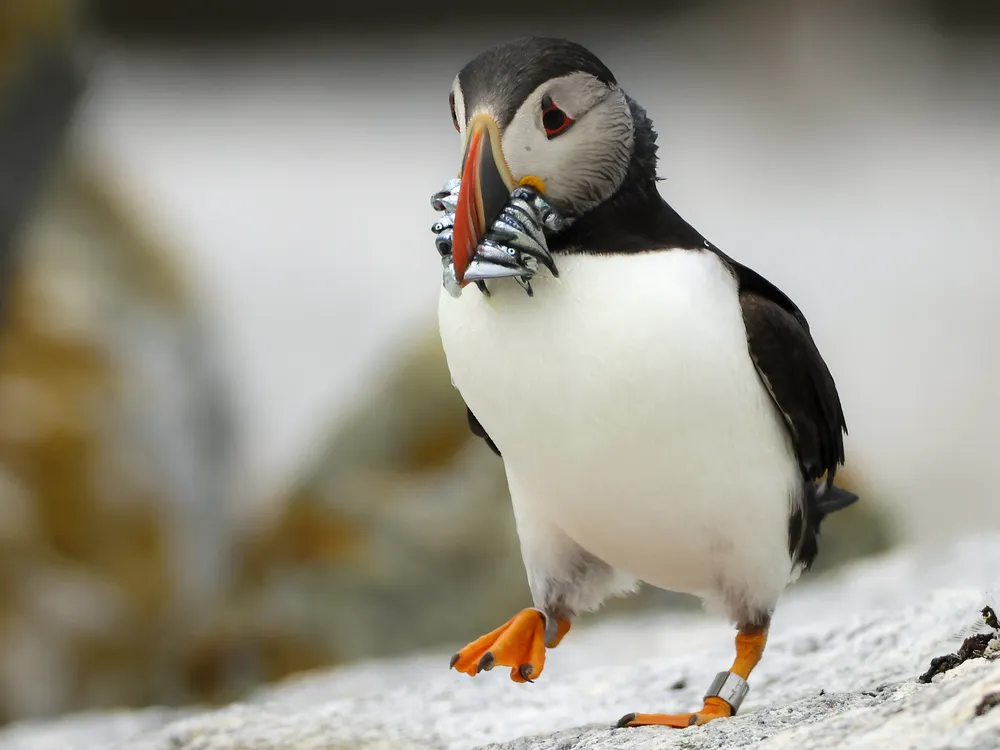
[501,74,635,218]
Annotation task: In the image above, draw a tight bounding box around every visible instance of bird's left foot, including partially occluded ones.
[616,697,732,728]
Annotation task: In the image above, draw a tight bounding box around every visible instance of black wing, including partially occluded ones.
[467,407,501,456]
[715,249,857,568]
[462,248,854,556]
[716,248,847,485]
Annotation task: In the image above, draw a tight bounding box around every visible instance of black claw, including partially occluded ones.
[449,653,460,669]
[475,280,490,296]
[687,715,699,727]
[518,664,534,682]
[615,713,637,729]
[477,652,495,674]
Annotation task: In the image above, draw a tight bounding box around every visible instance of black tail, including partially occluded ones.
[815,483,860,518]
[789,482,860,571]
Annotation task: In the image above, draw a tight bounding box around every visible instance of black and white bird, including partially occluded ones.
[435,37,857,728]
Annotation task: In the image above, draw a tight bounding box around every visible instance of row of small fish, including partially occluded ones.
[430,179,567,297]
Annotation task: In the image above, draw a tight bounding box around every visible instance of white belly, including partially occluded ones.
[438,249,801,613]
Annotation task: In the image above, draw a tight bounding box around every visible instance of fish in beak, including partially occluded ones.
[451,114,516,285]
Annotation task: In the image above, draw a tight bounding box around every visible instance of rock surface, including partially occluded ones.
[2,534,999,750]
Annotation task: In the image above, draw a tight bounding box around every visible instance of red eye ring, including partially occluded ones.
[449,91,460,132]
[541,94,574,138]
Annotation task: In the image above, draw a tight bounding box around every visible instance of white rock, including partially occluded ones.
[3,534,1000,750]
[0,708,184,750]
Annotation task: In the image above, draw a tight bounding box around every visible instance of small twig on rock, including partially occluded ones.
[919,633,995,684]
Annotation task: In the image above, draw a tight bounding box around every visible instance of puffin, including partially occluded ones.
[435,37,857,729]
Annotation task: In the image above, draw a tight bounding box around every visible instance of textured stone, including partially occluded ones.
[2,534,997,750]
[0,708,185,750]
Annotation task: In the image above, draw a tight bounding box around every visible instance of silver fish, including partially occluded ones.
[441,256,462,298]
[472,238,525,270]
[465,258,528,282]
[430,178,461,212]
[434,228,453,257]
[429,177,567,298]
[511,186,567,230]
[431,213,454,234]
[492,203,557,276]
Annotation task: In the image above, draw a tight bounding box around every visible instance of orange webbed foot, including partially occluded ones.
[616,697,733,728]
[617,622,767,729]
[449,608,570,683]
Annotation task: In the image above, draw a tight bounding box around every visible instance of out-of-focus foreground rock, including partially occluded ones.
[0,165,235,722]
[230,330,526,666]
[2,534,998,750]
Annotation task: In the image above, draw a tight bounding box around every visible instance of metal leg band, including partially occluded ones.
[704,671,750,714]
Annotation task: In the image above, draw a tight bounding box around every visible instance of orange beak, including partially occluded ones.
[451,114,516,285]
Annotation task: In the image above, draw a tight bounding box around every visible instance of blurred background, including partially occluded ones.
[0,0,997,728]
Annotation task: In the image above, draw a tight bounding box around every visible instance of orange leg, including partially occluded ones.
[450,609,571,683]
[618,622,769,728]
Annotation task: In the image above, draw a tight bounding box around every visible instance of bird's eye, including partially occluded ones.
[449,91,460,132]
[541,94,574,138]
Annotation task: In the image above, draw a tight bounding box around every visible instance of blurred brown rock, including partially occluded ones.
[221,330,529,678]
[0,165,234,723]
[0,0,67,80]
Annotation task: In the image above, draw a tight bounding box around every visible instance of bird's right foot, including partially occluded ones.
[616,623,768,731]
[449,608,571,683]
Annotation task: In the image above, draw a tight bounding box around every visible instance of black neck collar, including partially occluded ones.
[549,96,706,255]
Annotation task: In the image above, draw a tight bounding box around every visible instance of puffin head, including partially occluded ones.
[447,38,662,285]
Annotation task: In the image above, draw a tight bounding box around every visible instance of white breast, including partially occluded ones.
[438,249,801,618]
